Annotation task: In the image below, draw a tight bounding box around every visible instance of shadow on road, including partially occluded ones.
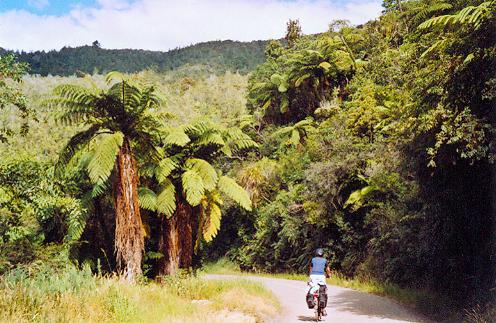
[297,315,317,321]
[328,289,423,322]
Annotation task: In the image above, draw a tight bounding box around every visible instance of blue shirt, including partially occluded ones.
[310,256,328,275]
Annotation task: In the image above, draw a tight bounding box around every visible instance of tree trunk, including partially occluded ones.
[113,138,144,282]
[157,200,193,276]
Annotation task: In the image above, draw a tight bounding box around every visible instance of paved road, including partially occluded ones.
[206,275,432,323]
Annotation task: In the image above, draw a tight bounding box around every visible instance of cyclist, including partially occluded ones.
[307,247,331,315]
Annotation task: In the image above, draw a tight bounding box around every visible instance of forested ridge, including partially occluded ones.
[1,0,495,322]
[0,39,267,76]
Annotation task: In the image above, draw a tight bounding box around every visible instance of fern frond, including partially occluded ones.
[409,2,453,26]
[53,84,96,103]
[108,81,142,110]
[91,179,109,198]
[157,179,177,217]
[55,124,102,177]
[182,169,205,206]
[220,144,233,157]
[210,190,224,206]
[420,38,449,58]
[64,197,88,242]
[224,127,259,151]
[237,115,256,129]
[419,1,494,30]
[87,132,123,186]
[185,158,218,191]
[294,117,314,128]
[138,187,157,211]
[273,125,295,137]
[105,71,126,85]
[217,175,252,211]
[155,157,179,183]
[196,132,225,147]
[203,201,222,242]
[163,127,191,146]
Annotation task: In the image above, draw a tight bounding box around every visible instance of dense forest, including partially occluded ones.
[1,0,495,322]
[0,39,267,76]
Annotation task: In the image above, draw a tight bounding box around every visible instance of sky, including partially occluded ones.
[0,0,383,52]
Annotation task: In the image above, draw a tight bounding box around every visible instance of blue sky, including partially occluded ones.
[0,0,383,51]
[0,0,98,15]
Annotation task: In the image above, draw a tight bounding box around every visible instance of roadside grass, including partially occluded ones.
[0,262,279,323]
[202,258,454,321]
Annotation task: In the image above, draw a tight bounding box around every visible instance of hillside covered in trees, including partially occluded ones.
[0,39,267,76]
[1,0,495,322]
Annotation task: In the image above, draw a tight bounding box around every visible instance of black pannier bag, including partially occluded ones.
[318,285,328,308]
[306,291,315,309]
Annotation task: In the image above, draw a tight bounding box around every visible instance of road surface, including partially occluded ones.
[206,274,432,323]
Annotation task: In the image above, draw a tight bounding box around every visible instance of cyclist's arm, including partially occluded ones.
[325,263,331,278]
[309,263,313,275]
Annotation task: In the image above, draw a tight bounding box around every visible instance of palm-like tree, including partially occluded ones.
[247,33,355,124]
[139,120,256,275]
[49,72,163,282]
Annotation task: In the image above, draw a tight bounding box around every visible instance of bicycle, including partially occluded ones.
[306,281,328,321]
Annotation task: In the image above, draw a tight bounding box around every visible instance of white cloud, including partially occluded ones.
[0,0,382,52]
[27,0,50,10]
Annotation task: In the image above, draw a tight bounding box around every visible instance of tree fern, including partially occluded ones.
[51,71,166,281]
[217,175,252,211]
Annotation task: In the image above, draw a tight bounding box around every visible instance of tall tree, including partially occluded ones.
[285,19,303,48]
[49,72,163,282]
[139,121,256,275]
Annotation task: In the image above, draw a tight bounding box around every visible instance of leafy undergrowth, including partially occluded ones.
[0,262,279,323]
[202,258,461,321]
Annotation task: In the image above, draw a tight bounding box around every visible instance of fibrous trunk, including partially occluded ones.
[113,138,144,282]
[157,200,194,276]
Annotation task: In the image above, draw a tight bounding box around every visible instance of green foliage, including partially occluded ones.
[4,39,267,76]
[247,29,356,123]
[51,72,164,198]
[219,5,496,316]
[182,169,206,206]
[217,176,252,212]
[139,120,255,244]
[273,117,315,147]
[1,3,495,319]
[418,1,495,30]
[0,54,30,142]
[285,19,303,48]
[156,180,177,217]
[87,132,124,186]
[0,156,85,273]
